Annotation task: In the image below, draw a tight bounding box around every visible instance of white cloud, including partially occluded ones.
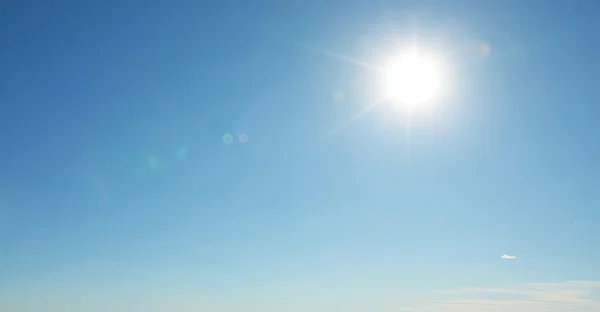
[397,281,600,312]
[501,254,516,259]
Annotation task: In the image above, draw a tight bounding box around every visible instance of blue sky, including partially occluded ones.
[1,1,599,311]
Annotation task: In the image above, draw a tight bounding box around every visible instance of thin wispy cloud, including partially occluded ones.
[501,254,516,259]
[397,281,600,312]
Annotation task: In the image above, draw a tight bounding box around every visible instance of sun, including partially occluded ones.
[385,50,441,105]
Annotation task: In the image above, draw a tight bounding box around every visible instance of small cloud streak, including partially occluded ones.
[397,281,600,312]
[501,254,516,259]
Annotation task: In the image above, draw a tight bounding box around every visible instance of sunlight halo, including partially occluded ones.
[384,50,441,106]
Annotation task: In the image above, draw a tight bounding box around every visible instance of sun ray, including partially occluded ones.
[322,99,386,142]
[292,40,384,73]
[291,40,388,142]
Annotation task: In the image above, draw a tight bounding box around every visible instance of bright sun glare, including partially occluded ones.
[385,51,441,105]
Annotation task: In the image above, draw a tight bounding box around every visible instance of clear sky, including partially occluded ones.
[1,1,599,311]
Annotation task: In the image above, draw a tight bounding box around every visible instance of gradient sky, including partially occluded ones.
[1,1,599,311]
